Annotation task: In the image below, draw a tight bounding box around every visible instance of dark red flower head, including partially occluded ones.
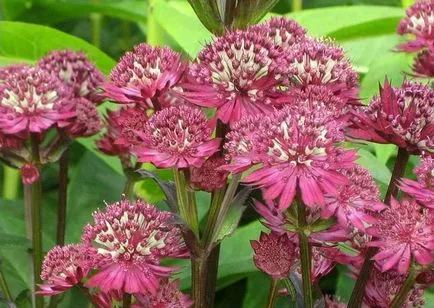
[397,0,434,52]
[348,79,434,154]
[134,279,193,308]
[38,49,104,101]
[20,163,40,185]
[251,232,296,279]
[65,97,101,138]
[183,29,291,124]
[190,156,229,192]
[412,48,434,78]
[106,43,186,109]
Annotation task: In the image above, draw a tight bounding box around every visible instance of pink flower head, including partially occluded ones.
[226,106,356,209]
[348,79,434,154]
[65,97,101,137]
[412,48,434,78]
[363,268,425,308]
[254,200,350,244]
[321,165,385,232]
[106,44,186,109]
[82,199,188,295]
[250,232,295,279]
[397,0,434,52]
[92,290,123,308]
[285,39,359,103]
[190,156,229,192]
[368,198,434,273]
[134,105,221,168]
[251,17,307,50]
[183,30,291,124]
[38,49,104,101]
[134,279,193,308]
[20,163,40,185]
[38,244,94,296]
[400,155,434,208]
[0,66,74,134]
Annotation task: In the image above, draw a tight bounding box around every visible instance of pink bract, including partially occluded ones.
[134,105,221,169]
[82,199,188,295]
[368,198,434,273]
[0,66,74,134]
[105,43,186,109]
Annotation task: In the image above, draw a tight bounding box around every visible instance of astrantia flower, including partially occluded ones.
[38,244,95,296]
[226,106,356,209]
[183,30,291,124]
[321,166,385,232]
[92,290,123,308]
[348,79,434,154]
[134,105,221,168]
[0,67,74,134]
[412,48,434,78]
[82,199,188,295]
[251,232,295,279]
[20,163,40,185]
[368,198,434,273]
[363,268,425,308]
[251,17,307,50]
[400,155,434,208]
[65,98,101,137]
[0,64,29,84]
[285,39,359,102]
[397,0,434,52]
[38,49,104,101]
[324,295,347,308]
[294,246,336,282]
[134,279,193,308]
[105,43,186,108]
[112,107,148,149]
[190,156,229,192]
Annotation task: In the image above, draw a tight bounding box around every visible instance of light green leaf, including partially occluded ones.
[0,21,115,73]
[154,1,212,58]
[286,6,404,37]
[357,148,392,185]
[375,144,398,165]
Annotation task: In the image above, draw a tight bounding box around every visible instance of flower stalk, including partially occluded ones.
[390,264,416,308]
[296,193,313,308]
[2,165,20,200]
[266,279,279,308]
[0,268,12,303]
[348,147,410,308]
[123,293,132,308]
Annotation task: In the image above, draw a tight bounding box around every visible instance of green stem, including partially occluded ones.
[283,278,296,301]
[0,268,12,302]
[390,265,416,308]
[292,0,302,11]
[123,176,136,201]
[297,193,312,308]
[56,150,69,246]
[266,279,279,308]
[147,0,164,46]
[2,165,20,200]
[203,174,242,247]
[122,293,132,308]
[77,283,98,307]
[90,0,102,49]
[348,147,410,308]
[173,169,199,236]
[202,188,226,245]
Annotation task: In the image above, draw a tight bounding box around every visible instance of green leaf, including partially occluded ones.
[374,144,398,165]
[336,242,361,257]
[287,6,404,37]
[65,151,125,243]
[154,1,212,58]
[401,0,415,8]
[12,1,148,25]
[335,265,355,301]
[357,148,392,185]
[0,21,115,73]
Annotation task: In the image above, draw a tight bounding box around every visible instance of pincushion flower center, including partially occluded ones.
[2,87,58,113]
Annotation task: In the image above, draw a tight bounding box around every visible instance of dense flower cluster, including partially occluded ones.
[397,0,434,77]
[39,199,189,305]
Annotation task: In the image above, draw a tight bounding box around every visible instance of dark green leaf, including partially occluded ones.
[0,234,30,248]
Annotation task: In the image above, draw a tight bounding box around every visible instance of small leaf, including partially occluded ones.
[309,218,336,233]
[186,0,224,34]
[137,169,178,213]
[336,242,360,257]
[215,186,252,243]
